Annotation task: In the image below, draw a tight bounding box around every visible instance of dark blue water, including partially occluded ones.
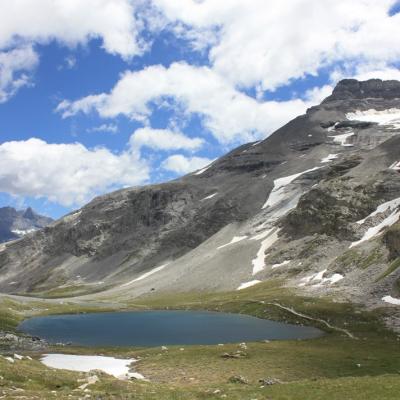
[18,310,322,347]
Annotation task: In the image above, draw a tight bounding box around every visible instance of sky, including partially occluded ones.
[0,0,400,219]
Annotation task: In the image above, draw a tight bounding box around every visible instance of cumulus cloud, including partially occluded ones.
[56,62,310,144]
[304,85,334,105]
[161,154,213,174]
[0,138,149,206]
[0,45,38,103]
[0,0,147,102]
[130,127,204,151]
[153,0,400,90]
[0,0,144,59]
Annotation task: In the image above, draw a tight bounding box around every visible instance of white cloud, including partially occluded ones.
[0,45,38,103]
[58,55,77,71]
[0,138,149,206]
[354,67,400,82]
[161,154,213,174]
[87,123,118,134]
[304,85,334,104]
[130,127,204,151]
[56,62,310,144]
[153,0,400,90]
[0,0,144,59]
[0,0,148,102]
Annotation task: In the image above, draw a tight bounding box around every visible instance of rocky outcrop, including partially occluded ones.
[323,79,400,102]
[384,221,400,260]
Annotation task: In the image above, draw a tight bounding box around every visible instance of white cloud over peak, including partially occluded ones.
[0,138,149,206]
[153,0,400,90]
[130,127,204,151]
[161,154,213,174]
[56,62,310,144]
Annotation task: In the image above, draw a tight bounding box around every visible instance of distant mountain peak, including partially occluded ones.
[22,207,36,220]
[0,206,53,243]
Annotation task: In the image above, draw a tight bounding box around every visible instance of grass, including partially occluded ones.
[334,247,384,270]
[376,257,400,282]
[0,281,400,399]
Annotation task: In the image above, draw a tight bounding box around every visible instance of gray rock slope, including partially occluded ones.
[0,207,52,244]
[1,79,400,310]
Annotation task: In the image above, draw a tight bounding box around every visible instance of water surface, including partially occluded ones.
[19,310,322,347]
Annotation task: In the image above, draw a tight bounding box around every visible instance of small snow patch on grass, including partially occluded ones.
[382,296,400,305]
[40,354,145,380]
[237,280,261,290]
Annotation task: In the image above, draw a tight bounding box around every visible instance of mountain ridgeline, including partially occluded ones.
[0,79,400,315]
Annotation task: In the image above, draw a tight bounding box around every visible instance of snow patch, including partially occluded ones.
[321,154,339,163]
[262,167,321,209]
[121,264,169,287]
[351,206,400,248]
[328,131,354,147]
[11,228,36,236]
[194,164,212,175]
[272,260,291,269]
[40,354,145,380]
[389,161,400,171]
[201,193,218,201]
[326,123,339,132]
[346,108,400,129]
[356,197,400,225]
[251,228,274,241]
[237,280,261,290]
[382,295,400,305]
[299,270,343,287]
[217,236,247,250]
[252,229,280,275]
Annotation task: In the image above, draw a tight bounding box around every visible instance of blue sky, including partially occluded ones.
[0,0,399,219]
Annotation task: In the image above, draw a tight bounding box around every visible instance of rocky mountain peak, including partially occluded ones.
[323,79,400,103]
[23,207,36,220]
[0,206,53,243]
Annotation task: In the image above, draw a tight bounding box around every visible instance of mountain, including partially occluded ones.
[0,207,53,244]
[0,79,400,315]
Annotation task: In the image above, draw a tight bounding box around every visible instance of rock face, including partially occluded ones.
[0,78,400,310]
[323,79,400,102]
[0,207,53,243]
